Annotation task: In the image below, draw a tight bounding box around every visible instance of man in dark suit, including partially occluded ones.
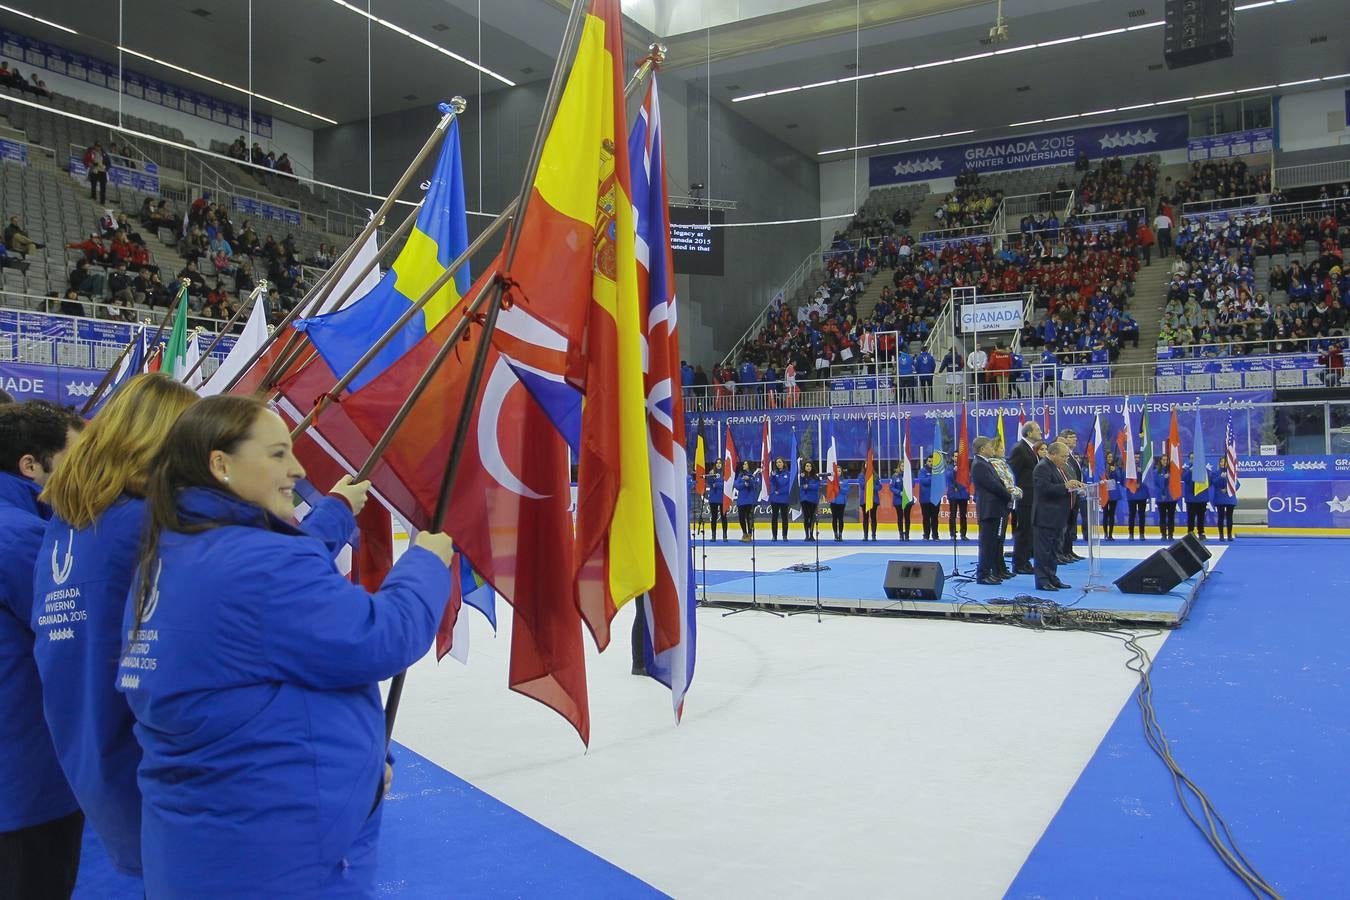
[1034,441,1085,591]
[972,436,1016,585]
[1007,421,1041,574]
[1056,429,1085,563]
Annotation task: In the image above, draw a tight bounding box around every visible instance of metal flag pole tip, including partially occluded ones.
[440,97,469,116]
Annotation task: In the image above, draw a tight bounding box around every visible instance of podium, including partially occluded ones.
[1081,485,1109,590]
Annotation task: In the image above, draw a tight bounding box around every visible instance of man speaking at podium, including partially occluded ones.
[1033,441,1085,591]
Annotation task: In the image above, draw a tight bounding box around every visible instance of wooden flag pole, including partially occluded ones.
[80,280,187,415]
[220,102,463,393]
[179,280,268,383]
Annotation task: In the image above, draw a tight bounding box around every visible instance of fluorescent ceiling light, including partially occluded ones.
[733,1,1293,105]
[327,0,515,87]
[118,46,338,125]
[0,3,76,34]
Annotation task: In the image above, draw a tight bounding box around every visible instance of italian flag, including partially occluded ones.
[163,289,191,382]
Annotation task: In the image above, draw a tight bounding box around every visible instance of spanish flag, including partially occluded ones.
[501,0,653,650]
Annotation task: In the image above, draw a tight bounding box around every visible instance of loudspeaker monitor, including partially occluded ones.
[1114,537,1210,594]
[883,560,945,602]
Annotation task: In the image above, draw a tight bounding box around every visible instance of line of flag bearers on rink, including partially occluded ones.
[691,403,1241,592]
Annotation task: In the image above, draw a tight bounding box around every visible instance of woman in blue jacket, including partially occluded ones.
[1153,458,1179,540]
[1126,454,1151,540]
[706,460,727,541]
[116,396,454,898]
[798,461,822,540]
[859,470,881,541]
[33,375,367,881]
[1211,457,1237,541]
[768,457,792,541]
[827,470,848,542]
[917,463,939,541]
[1182,453,1211,539]
[946,459,969,541]
[1101,450,1123,541]
[888,467,914,540]
[735,460,758,542]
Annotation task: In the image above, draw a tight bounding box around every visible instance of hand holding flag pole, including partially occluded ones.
[221,101,467,394]
[81,280,188,415]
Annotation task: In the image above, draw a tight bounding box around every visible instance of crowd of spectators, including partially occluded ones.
[1075,156,1158,215]
[1165,159,1271,207]
[225,136,297,180]
[0,61,51,97]
[929,172,1002,234]
[1157,198,1349,357]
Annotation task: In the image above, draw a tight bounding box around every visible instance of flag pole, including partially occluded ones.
[285,195,517,438]
[80,280,187,415]
[373,21,664,745]
[221,102,464,394]
[180,280,268,383]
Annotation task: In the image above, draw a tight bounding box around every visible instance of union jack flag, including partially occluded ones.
[630,76,696,718]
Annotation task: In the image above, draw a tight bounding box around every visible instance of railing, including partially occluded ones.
[683,355,1331,413]
[1010,289,1038,355]
[719,243,826,368]
[1181,194,1266,217]
[1274,159,1350,191]
[0,331,224,379]
[1156,334,1343,360]
[1,291,246,340]
[918,221,995,243]
[1178,195,1347,226]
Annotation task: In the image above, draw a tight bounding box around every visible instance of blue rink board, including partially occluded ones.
[704,551,1205,623]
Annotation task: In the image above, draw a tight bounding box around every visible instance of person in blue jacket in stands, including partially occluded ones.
[1211,456,1237,541]
[706,460,727,541]
[914,345,936,399]
[0,400,85,899]
[768,457,792,541]
[798,461,822,540]
[115,396,454,899]
[888,466,914,540]
[895,345,916,402]
[32,375,369,883]
[946,458,969,541]
[1125,454,1151,540]
[1182,452,1213,539]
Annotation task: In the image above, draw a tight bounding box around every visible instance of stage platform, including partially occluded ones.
[697,540,1223,626]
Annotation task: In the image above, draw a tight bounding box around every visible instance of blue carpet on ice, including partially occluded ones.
[74,742,662,898]
[1007,539,1350,898]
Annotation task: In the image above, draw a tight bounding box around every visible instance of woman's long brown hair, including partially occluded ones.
[128,395,269,639]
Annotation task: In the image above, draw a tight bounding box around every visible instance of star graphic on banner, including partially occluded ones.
[1326,495,1350,513]
[1140,128,1158,144]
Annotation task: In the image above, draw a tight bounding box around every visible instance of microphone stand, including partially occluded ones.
[787,506,842,621]
[724,504,782,618]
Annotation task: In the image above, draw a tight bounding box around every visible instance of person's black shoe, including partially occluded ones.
[1035,582,1060,591]
[631,665,647,676]
[1014,566,1035,575]
[1057,554,1074,564]
[1052,579,1072,589]
[996,570,1015,580]
[1069,552,1086,561]
[976,578,1001,586]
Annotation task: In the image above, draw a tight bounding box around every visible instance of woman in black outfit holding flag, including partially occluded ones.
[799,461,821,541]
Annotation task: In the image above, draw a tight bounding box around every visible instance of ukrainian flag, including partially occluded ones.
[296,117,470,391]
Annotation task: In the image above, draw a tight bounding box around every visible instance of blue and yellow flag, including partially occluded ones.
[296,115,470,391]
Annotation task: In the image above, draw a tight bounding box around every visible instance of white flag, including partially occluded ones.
[199,294,268,397]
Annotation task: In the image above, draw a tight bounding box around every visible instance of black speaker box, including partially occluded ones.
[883,560,945,601]
[1164,0,1235,70]
[1114,536,1210,594]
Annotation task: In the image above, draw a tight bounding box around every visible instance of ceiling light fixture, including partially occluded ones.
[0,2,77,34]
[117,46,338,124]
[734,1,1292,105]
[817,69,1336,156]
[326,0,515,87]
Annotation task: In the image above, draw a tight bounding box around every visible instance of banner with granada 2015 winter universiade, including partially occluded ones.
[868,114,1188,186]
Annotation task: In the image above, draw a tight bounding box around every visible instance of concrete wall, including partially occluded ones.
[1277,86,1350,154]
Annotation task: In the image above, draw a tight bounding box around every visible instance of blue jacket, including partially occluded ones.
[1126,469,1151,502]
[769,469,792,504]
[735,472,759,507]
[946,477,969,502]
[895,352,915,376]
[1211,470,1237,506]
[116,488,449,898]
[857,476,880,507]
[917,470,937,504]
[0,472,79,832]
[828,478,849,506]
[799,473,822,504]
[1105,465,1124,500]
[1182,464,1211,503]
[1152,465,1180,502]
[888,475,912,506]
[31,493,356,876]
[915,352,936,375]
[707,471,725,504]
